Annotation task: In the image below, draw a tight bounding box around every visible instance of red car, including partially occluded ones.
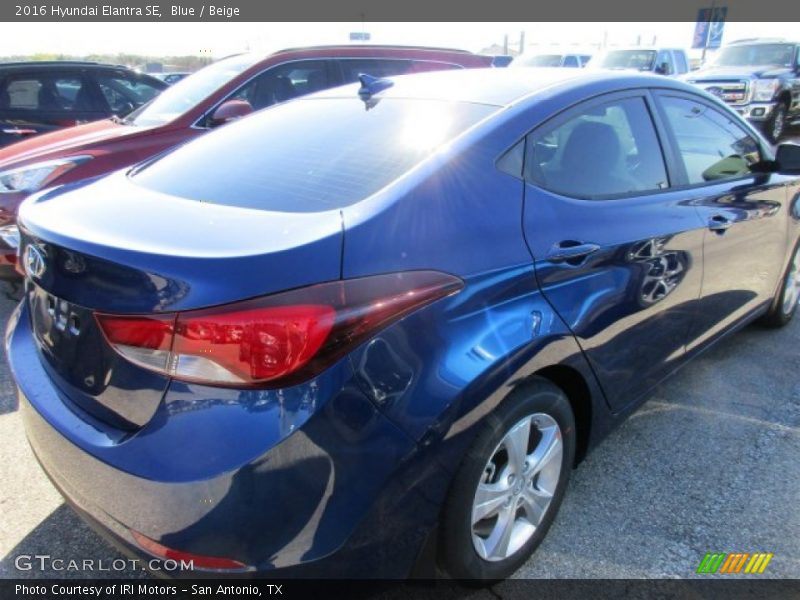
[0,45,495,275]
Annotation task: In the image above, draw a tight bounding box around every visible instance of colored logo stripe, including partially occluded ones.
[697,552,773,574]
[697,553,726,574]
[745,553,773,574]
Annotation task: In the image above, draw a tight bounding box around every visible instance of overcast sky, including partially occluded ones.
[2,22,797,58]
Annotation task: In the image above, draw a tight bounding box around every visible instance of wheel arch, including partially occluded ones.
[529,364,592,465]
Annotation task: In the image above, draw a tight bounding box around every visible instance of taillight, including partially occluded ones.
[96,271,462,388]
[130,530,249,571]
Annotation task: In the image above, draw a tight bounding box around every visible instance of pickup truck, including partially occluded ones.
[589,47,690,77]
[684,38,800,143]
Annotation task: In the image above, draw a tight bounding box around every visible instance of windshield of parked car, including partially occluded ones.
[595,50,656,70]
[129,54,260,126]
[132,98,497,212]
[514,54,563,67]
[712,44,795,67]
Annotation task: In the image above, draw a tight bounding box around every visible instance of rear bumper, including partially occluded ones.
[8,300,442,578]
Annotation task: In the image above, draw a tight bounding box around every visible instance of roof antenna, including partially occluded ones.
[358,73,394,101]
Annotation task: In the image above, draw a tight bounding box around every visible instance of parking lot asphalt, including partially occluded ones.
[0,270,797,582]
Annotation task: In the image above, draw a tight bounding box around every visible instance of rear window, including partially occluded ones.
[1,73,90,111]
[133,97,496,212]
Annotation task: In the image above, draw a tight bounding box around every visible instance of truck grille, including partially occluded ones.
[696,80,750,106]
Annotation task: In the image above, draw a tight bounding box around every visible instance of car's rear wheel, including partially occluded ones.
[760,241,800,328]
[439,379,575,581]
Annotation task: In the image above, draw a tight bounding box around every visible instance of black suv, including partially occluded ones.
[0,61,166,148]
[685,39,800,143]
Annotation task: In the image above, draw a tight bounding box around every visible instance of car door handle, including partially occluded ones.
[708,214,733,234]
[546,242,601,264]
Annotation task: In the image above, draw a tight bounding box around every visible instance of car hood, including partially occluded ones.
[688,65,793,81]
[0,119,155,169]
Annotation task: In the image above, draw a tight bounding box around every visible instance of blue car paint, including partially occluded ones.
[7,68,800,576]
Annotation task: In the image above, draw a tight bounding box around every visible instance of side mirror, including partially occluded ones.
[209,99,253,127]
[655,61,671,75]
[776,143,800,174]
[114,101,135,116]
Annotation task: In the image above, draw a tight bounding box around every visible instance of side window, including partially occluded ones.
[656,51,673,75]
[660,96,762,184]
[407,61,462,74]
[1,73,89,111]
[230,60,330,112]
[674,51,689,75]
[563,55,579,68]
[338,59,413,82]
[95,74,162,114]
[525,96,669,199]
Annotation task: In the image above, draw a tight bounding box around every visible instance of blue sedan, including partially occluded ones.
[7,67,800,580]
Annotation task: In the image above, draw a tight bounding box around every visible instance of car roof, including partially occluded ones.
[604,47,682,52]
[0,61,131,70]
[728,38,796,45]
[273,44,474,55]
[312,67,680,107]
[224,45,490,71]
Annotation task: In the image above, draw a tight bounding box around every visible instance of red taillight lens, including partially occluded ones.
[173,304,336,383]
[96,271,462,388]
[130,530,248,571]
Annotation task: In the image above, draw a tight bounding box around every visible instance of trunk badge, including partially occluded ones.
[23,244,46,279]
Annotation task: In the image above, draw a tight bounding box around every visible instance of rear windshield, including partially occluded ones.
[132,97,496,212]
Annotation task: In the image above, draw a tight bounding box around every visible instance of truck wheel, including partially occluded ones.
[763,102,788,144]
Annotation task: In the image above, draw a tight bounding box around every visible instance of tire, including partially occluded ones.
[439,378,576,581]
[760,241,800,328]
[763,102,788,144]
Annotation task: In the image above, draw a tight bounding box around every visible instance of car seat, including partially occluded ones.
[542,121,639,197]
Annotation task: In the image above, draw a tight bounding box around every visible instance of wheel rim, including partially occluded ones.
[471,413,563,562]
[772,106,786,141]
[782,247,800,316]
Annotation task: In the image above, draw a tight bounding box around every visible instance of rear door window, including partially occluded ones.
[338,58,415,82]
[229,60,332,112]
[1,72,94,112]
[674,51,689,74]
[338,58,460,82]
[525,96,669,198]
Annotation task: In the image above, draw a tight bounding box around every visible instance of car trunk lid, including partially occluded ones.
[18,172,343,429]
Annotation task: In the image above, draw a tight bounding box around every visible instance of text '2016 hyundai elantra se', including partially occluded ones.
[7,67,800,580]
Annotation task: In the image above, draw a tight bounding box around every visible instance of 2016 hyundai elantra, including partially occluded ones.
[7,67,800,580]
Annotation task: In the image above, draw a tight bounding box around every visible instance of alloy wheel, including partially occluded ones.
[782,247,800,316]
[471,413,563,562]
